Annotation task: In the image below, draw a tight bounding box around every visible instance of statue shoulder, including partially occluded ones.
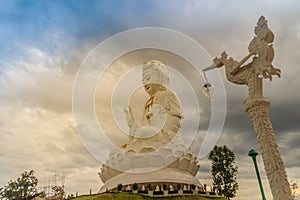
[154,90,182,117]
[156,89,178,98]
[154,90,179,104]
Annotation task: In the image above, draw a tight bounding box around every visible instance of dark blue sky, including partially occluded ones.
[0,0,189,61]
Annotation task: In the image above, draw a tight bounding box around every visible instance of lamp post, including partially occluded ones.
[202,16,293,200]
[248,149,266,200]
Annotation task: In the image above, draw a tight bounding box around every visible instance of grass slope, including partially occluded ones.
[72,193,226,200]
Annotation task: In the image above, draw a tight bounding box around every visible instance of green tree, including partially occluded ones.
[208,145,239,200]
[132,183,138,191]
[117,183,123,191]
[191,184,196,190]
[0,170,38,200]
[147,183,152,191]
[163,183,167,191]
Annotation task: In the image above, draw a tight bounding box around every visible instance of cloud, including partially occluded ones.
[0,48,74,112]
[0,46,101,194]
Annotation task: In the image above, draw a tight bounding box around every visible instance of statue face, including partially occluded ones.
[144,83,160,97]
[142,68,154,85]
[142,68,161,96]
[142,67,166,85]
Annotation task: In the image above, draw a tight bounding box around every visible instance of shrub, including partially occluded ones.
[163,184,167,191]
[138,190,148,194]
[132,183,138,190]
[191,184,196,190]
[153,191,163,195]
[147,183,152,191]
[183,190,193,194]
[169,190,178,194]
[117,184,123,191]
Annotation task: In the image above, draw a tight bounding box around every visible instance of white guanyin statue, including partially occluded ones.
[124,60,183,153]
[98,60,202,193]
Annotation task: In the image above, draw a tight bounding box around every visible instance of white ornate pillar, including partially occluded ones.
[206,16,293,199]
[245,97,292,200]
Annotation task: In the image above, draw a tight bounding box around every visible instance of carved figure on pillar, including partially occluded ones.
[209,16,293,200]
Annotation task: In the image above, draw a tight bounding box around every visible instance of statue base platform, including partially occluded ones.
[99,167,202,193]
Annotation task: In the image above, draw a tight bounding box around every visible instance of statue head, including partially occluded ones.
[142,60,169,96]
